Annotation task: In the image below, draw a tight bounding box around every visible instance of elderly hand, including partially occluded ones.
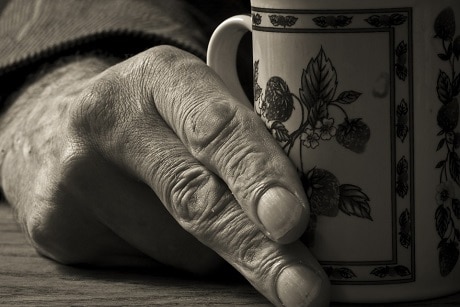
[0,46,330,307]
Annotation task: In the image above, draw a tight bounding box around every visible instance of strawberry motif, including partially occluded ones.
[336,118,371,153]
[439,241,460,276]
[301,168,340,217]
[437,98,459,132]
[255,47,373,255]
[262,76,294,122]
[434,7,456,40]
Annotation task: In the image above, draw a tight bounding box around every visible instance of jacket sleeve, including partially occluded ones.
[0,0,249,105]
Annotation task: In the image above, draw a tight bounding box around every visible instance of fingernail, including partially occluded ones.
[257,187,306,243]
[276,265,323,307]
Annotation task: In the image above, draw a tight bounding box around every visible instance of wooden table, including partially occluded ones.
[1,203,459,306]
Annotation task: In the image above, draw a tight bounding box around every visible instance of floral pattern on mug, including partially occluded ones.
[246,6,415,284]
[254,47,373,244]
[434,7,460,277]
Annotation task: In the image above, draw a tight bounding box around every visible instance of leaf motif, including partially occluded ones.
[313,16,352,28]
[370,266,390,278]
[437,138,446,151]
[395,41,408,57]
[397,99,409,117]
[336,91,362,104]
[336,16,353,27]
[453,199,460,219]
[336,267,357,279]
[365,15,384,27]
[399,209,411,248]
[300,48,338,110]
[399,232,411,249]
[397,156,409,175]
[396,64,408,81]
[338,184,372,220]
[390,14,408,26]
[397,124,409,143]
[371,266,411,278]
[449,151,460,185]
[396,179,409,198]
[324,267,357,279]
[438,240,459,276]
[439,53,451,61]
[396,156,409,197]
[254,83,262,102]
[253,60,262,101]
[395,41,408,81]
[312,16,329,28]
[252,13,262,26]
[454,36,460,60]
[270,121,290,143]
[283,16,298,27]
[269,15,298,28]
[396,124,409,142]
[365,14,407,27]
[436,205,451,238]
[437,71,453,104]
[436,160,447,168]
[447,42,454,58]
[453,74,460,97]
[394,265,411,277]
[396,100,409,142]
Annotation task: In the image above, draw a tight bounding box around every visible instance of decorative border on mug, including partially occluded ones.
[252,7,414,285]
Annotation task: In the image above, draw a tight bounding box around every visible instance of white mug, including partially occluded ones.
[207,0,460,303]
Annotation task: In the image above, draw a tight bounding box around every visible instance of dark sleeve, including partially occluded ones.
[0,0,250,105]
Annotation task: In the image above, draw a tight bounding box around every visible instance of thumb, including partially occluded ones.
[139,46,310,244]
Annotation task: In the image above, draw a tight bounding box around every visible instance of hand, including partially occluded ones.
[0,46,330,306]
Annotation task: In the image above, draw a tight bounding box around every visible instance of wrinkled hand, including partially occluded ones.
[0,46,330,306]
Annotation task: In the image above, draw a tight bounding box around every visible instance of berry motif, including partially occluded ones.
[336,118,371,153]
[434,7,456,40]
[254,47,372,259]
[262,76,294,122]
[301,168,340,217]
[437,98,459,132]
[439,241,460,277]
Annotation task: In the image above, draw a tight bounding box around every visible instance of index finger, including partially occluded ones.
[143,46,309,244]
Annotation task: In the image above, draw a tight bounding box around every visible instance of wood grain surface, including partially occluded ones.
[1,203,459,306]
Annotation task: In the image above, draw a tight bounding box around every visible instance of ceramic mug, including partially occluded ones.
[207,0,460,303]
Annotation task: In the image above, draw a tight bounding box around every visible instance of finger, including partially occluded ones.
[141,46,309,244]
[76,52,329,305]
[111,114,330,306]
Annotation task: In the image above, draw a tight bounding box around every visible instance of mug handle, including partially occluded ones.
[207,15,252,106]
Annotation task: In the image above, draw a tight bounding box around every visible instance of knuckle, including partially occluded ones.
[142,45,201,75]
[72,80,113,136]
[71,72,128,137]
[168,165,230,234]
[233,231,285,279]
[136,46,202,95]
[70,73,134,153]
[185,100,242,160]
